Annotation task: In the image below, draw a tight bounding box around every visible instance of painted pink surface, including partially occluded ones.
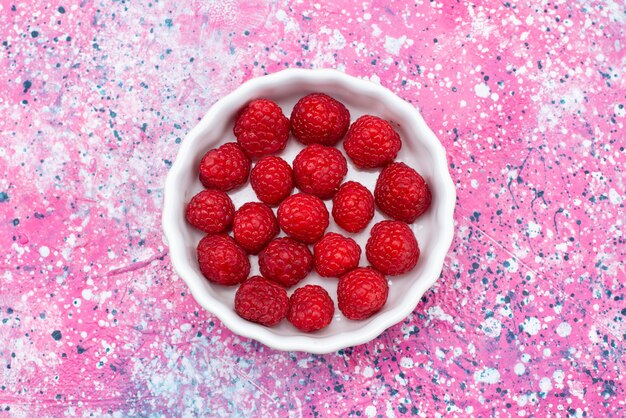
[1,0,625,416]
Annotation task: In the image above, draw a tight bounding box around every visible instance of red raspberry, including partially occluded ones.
[185,190,234,234]
[290,93,350,146]
[233,99,290,158]
[287,285,334,332]
[375,162,432,223]
[258,237,313,287]
[313,233,361,278]
[234,276,288,326]
[250,156,294,206]
[366,221,420,276]
[332,181,375,233]
[198,142,250,191]
[293,145,348,199]
[197,234,250,285]
[277,193,329,244]
[343,115,402,168]
[232,202,279,254]
[337,267,389,320]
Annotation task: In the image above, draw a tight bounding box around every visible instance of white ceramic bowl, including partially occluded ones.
[162,69,455,354]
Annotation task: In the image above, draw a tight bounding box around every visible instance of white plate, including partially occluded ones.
[162,69,455,353]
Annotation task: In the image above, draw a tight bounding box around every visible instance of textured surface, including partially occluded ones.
[1,0,625,416]
[198,142,250,191]
[344,115,403,168]
[293,144,348,199]
[338,267,389,321]
[366,221,421,276]
[290,93,351,146]
[278,193,330,244]
[250,155,294,206]
[333,180,376,233]
[259,237,313,288]
[234,276,289,327]
[313,232,362,278]
[232,202,279,254]
[375,162,432,223]
[234,98,290,158]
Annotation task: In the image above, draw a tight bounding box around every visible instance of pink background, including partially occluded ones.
[1,0,625,416]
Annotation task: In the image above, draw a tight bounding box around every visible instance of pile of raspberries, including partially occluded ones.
[185,93,431,333]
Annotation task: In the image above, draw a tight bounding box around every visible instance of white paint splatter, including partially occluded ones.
[82,288,93,300]
[556,322,572,337]
[474,367,501,384]
[481,317,502,338]
[504,258,518,272]
[400,357,414,368]
[329,29,346,49]
[555,243,568,252]
[468,343,476,356]
[474,83,490,98]
[553,370,565,387]
[521,317,541,335]
[384,35,407,55]
[539,377,553,393]
[527,221,541,238]
[274,9,298,33]
[427,306,454,324]
[569,380,585,400]
[609,188,622,204]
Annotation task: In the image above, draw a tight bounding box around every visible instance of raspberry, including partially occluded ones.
[259,237,313,287]
[290,93,350,146]
[278,193,329,244]
[198,142,250,191]
[250,156,294,206]
[185,190,234,234]
[287,285,334,332]
[197,234,250,285]
[375,162,432,223]
[332,181,375,233]
[337,267,389,320]
[313,233,361,278]
[366,221,420,276]
[232,202,279,254]
[292,145,348,199]
[234,276,288,326]
[343,115,402,168]
[233,99,290,158]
